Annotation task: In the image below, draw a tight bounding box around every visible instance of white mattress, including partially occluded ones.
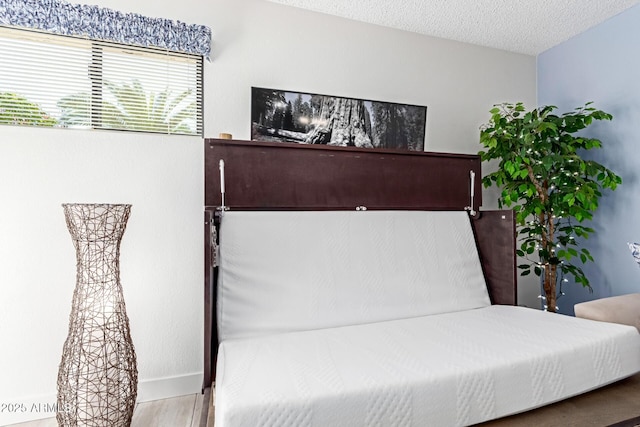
[215,305,640,427]
[217,210,490,341]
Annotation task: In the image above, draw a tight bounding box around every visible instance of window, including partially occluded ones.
[0,26,203,135]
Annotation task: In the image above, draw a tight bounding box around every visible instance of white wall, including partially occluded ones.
[205,0,536,154]
[0,128,203,425]
[0,0,536,423]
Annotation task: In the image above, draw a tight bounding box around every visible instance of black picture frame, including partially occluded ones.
[251,87,427,151]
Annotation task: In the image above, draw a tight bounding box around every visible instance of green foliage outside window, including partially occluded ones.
[1,80,196,134]
[0,92,57,126]
[57,80,197,134]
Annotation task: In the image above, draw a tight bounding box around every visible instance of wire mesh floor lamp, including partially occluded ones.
[57,204,138,426]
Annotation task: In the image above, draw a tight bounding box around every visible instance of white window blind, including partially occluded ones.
[0,26,203,135]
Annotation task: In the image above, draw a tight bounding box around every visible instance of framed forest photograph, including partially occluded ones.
[251,87,427,151]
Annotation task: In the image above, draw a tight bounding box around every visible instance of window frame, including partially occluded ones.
[0,25,204,136]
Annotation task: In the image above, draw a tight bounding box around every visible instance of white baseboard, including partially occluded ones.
[0,372,203,426]
[137,372,203,402]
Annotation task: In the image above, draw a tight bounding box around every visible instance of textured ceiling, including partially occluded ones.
[265,0,640,55]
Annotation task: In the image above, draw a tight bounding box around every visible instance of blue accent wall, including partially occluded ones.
[538,5,640,314]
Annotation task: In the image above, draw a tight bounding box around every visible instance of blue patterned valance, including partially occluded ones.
[0,0,212,59]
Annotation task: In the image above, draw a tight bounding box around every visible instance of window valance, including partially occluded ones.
[0,0,211,59]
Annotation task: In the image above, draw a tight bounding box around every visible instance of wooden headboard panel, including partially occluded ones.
[202,138,516,389]
[204,139,482,210]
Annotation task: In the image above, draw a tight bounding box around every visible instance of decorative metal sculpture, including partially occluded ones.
[57,204,137,426]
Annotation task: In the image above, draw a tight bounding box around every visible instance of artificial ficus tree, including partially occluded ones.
[479,102,622,312]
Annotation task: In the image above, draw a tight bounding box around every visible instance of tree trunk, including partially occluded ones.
[539,205,557,313]
[544,264,557,312]
[305,98,373,148]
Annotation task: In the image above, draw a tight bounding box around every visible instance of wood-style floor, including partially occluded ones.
[5,393,206,427]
